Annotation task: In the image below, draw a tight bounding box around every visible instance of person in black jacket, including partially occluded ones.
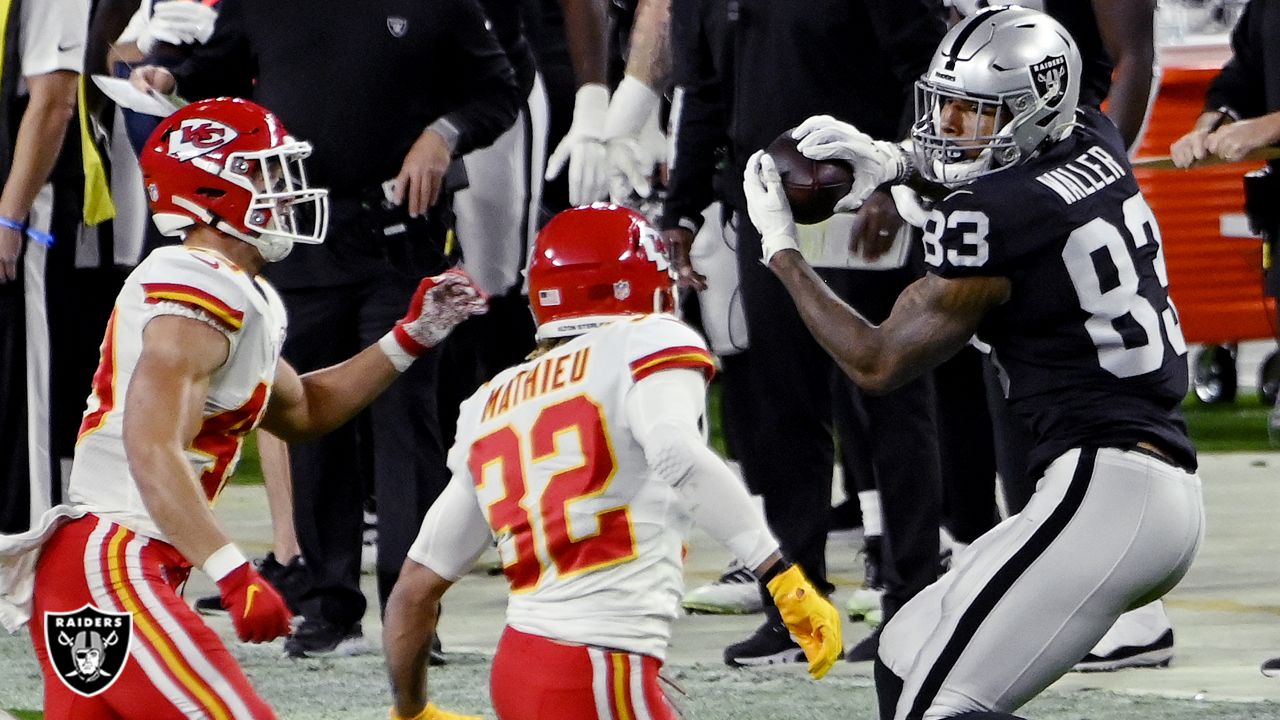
[130,0,521,657]
[662,0,948,665]
[1168,0,1280,679]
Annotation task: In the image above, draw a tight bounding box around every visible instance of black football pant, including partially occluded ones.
[280,275,450,628]
[821,262,942,620]
[933,345,1002,544]
[984,355,1036,514]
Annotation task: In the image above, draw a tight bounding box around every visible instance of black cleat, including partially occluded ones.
[724,620,806,668]
[284,618,370,658]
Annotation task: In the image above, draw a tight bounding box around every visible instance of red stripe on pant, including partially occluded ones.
[490,626,678,720]
[30,514,275,719]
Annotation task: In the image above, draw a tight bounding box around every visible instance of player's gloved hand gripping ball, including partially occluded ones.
[792,114,912,213]
[766,564,844,679]
[379,269,488,371]
[389,703,481,720]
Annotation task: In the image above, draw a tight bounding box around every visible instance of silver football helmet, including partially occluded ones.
[911,6,1081,185]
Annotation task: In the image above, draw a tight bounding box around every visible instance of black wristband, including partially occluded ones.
[757,559,791,586]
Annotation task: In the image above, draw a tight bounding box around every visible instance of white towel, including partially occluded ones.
[0,506,86,633]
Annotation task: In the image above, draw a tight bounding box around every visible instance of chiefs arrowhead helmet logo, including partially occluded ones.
[168,118,239,162]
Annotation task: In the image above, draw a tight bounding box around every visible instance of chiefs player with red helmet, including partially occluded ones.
[0,98,486,719]
[381,205,843,720]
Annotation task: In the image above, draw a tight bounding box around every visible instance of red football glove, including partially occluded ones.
[217,563,293,643]
[391,269,488,356]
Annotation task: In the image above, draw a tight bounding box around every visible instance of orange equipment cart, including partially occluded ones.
[1132,45,1278,402]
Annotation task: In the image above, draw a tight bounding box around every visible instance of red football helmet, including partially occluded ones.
[528,204,676,339]
[139,97,328,262]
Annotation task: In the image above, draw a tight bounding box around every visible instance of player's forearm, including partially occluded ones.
[0,72,78,220]
[768,250,897,392]
[673,439,779,569]
[269,345,401,442]
[625,0,672,90]
[1093,0,1155,150]
[560,0,608,87]
[383,565,443,717]
[127,441,232,567]
[1106,54,1155,151]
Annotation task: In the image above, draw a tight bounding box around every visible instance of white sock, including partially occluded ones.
[857,490,883,538]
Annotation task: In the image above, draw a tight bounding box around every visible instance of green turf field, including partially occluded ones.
[1181,394,1275,452]
[3,638,1278,720]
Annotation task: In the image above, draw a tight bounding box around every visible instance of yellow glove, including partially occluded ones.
[389,702,482,720]
[766,564,843,679]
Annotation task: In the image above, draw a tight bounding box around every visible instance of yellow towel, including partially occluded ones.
[79,77,115,225]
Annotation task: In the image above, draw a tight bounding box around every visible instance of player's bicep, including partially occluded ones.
[260,358,306,437]
[124,316,229,456]
[876,273,1009,389]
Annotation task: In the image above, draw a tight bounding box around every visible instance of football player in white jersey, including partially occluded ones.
[382,205,843,720]
[1,98,486,720]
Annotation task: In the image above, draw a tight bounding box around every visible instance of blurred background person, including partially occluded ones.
[662,0,948,666]
[0,0,91,534]
[1168,0,1280,679]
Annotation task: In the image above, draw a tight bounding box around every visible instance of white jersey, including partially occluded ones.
[68,246,287,543]
[445,314,715,659]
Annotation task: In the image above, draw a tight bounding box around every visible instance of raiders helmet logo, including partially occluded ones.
[168,118,238,162]
[45,605,133,697]
[387,16,408,37]
[1030,54,1068,108]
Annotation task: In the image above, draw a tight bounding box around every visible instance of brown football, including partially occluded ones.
[765,130,854,225]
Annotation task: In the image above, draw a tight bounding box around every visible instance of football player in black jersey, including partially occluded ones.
[744,7,1204,720]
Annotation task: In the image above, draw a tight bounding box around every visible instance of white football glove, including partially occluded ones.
[792,115,912,213]
[136,0,219,54]
[545,83,610,206]
[378,269,488,371]
[604,76,665,204]
[743,150,799,265]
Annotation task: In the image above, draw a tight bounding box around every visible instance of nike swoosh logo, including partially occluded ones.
[57,42,82,52]
[243,584,260,618]
[192,253,220,269]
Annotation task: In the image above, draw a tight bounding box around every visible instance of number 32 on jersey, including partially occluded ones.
[468,394,637,592]
[922,192,1186,379]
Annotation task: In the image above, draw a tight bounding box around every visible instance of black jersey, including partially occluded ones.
[925,108,1196,476]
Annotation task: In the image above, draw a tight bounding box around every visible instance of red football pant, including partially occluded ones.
[30,514,275,719]
[490,626,678,720]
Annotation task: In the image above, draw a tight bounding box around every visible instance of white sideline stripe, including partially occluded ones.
[124,535,258,719]
[84,518,202,717]
[588,647,613,719]
[629,654,654,720]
